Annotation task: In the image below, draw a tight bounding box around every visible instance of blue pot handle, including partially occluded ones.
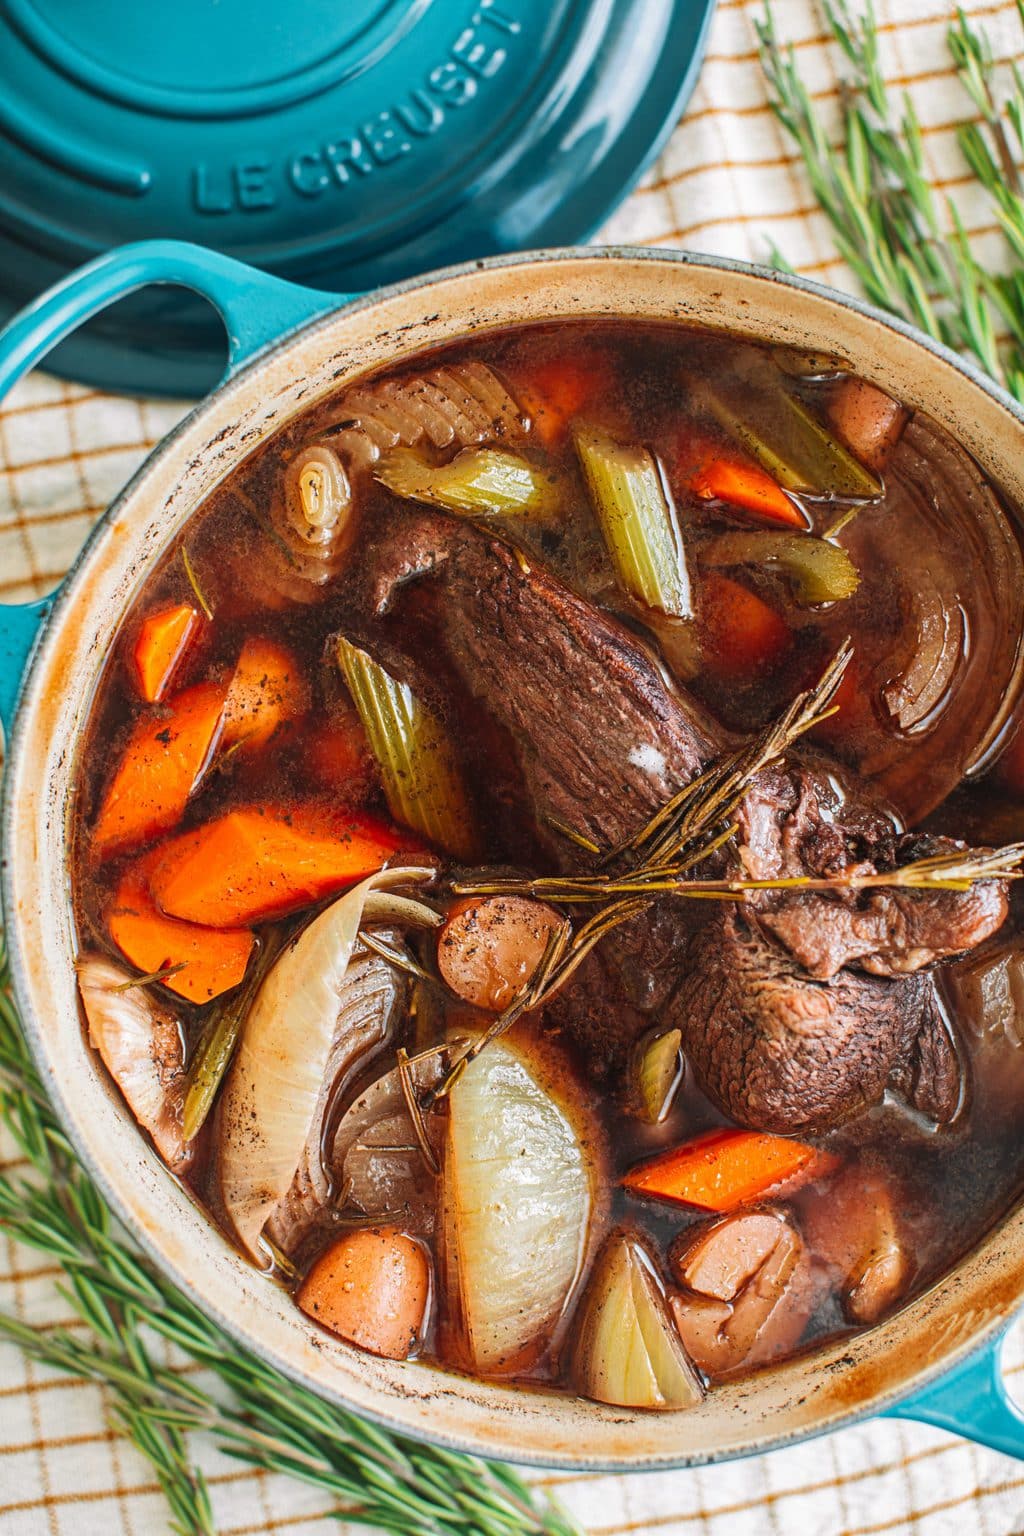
[883,1328,1024,1459]
[0,238,345,738]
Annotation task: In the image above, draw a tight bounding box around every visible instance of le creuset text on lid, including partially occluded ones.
[0,0,714,394]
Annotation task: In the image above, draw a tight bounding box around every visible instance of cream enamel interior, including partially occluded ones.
[7,249,1024,1469]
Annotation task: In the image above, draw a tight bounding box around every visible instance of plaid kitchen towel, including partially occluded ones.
[3,1,1024,1531]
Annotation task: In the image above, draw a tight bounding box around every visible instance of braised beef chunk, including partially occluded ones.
[672,909,957,1133]
[341,504,712,859]
[735,771,1009,979]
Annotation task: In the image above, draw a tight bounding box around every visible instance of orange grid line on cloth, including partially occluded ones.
[5,2,1024,1535]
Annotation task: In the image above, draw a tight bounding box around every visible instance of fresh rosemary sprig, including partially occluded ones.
[0,938,582,1536]
[757,0,1024,398]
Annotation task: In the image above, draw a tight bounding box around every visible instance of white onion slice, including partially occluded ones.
[217,866,434,1261]
[77,954,190,1171]
[441,1041,594,1375]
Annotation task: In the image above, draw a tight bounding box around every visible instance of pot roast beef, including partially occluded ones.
[338,504,1008,1131]
[673,909,963,1132]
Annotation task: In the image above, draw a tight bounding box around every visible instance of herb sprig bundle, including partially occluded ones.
[758,0,1024,398]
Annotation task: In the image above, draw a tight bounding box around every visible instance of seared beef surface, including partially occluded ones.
[340,505,1007,1132]
[672,909,961,1131]
[735,770,1008,980]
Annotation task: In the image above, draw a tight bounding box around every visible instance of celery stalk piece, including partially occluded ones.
[336,635,480,861]
[701,530,860,605]
[575,427,693,618]
[688,348,882,499]
[375,445,560,520]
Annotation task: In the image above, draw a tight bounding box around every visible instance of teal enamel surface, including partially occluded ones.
[886,1333,1024,1459]
[0,0,715,394]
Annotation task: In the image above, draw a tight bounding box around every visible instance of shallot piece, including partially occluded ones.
[798,1164,909,1324]
[266,363,525,601]
[217,866,436,1262]
[945,941,1024,1116]
[263,941,408,1259]
[821,415,1024,821]
[570,1230,704,1411]
[77,954,191,1170]
[668,1209,815,1378]
[330,1054,444,1237]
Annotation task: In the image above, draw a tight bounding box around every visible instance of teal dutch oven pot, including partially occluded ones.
[2,240,1024,1468]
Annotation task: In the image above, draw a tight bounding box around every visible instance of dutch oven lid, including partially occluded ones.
[0,0,714,396]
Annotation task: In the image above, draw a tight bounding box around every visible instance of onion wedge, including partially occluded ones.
[571,1230,704,1410]
[441,1041,595,1375]
[77,954,191,1171]
[218,866,435,1261]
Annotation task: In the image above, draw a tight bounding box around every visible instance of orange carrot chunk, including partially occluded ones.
[690,456,805,529]
[623,1128,829,1213]
[148,805,406,927]
[107,861,254,1005]
[222,636,309,749]
[678,429,805,530]
[296,1227,430,1359]
[700,572,791,676]
[516,351,615,446]
[133,603,201,703]
[92,680,228,859]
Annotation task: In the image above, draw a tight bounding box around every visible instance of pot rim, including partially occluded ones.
[5,242,1024,1472]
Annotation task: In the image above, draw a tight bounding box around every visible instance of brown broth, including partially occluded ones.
[70,319,1024,1397]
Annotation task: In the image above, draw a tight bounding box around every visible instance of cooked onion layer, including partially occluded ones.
[218,867,435,1261]
[441,1041,595,1375]
[78,954,191,1171]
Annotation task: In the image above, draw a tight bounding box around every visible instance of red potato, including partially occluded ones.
[827,376,909,472]
[798,1163,909,1324]
[437,895,565,1012]
[296,1227,431,1359]
[668,1209,816,1378]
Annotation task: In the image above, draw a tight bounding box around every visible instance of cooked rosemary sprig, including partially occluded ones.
[108,960,187,991]
[457,841,1024,904]
[0,939,584,1536]
[180,544,213,620]
[757,0,1024,397]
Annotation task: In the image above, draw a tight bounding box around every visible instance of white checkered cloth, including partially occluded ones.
[4,2,1024,1531]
